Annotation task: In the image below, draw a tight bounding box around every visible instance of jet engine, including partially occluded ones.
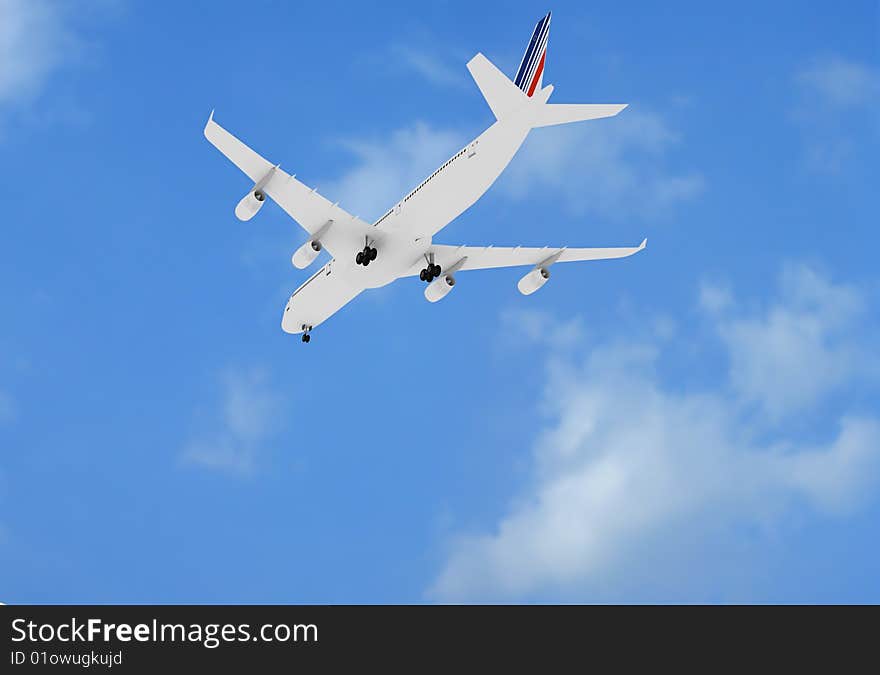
[517,267,550,295]
[234,189,266,221]
[292,239,322,269]
[425,274,455,302]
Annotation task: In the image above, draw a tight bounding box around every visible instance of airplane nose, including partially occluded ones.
[281,303,301,334]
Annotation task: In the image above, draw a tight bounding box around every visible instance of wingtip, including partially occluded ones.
[639,237,648,250]
[204,109,217,139]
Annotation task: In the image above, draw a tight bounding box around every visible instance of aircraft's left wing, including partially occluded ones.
[204,113,374,257]
[406,239,647,276]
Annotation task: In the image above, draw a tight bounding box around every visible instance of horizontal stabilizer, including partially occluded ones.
[532,103,628,128]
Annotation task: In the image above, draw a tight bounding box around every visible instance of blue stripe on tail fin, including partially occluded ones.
[513,12,551,96]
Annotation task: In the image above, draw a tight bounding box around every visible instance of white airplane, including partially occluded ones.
[205,12,646,343]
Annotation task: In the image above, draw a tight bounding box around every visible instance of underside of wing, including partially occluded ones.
[204,113,373,257]
[407,239,647,277]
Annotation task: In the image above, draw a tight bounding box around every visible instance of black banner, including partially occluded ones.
[1,605,873,671]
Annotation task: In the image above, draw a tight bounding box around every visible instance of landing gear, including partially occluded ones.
[301,324,313,343]
[356,240,378,267]
[420,262,441,283]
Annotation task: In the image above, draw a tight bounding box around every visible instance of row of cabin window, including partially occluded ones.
[404,148,467,202]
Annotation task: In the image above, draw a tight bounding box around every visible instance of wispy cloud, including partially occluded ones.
[797,56,880,109]
[711,263,877,420]
[390,44,467,89]
[0,0,78,106]
[698,282,733,314]
[793,55,880,173]
[430,265,880,601]
[499,108,704,219]
[323,122,466,221]
[181,367,285,476]
[0,0,119,138]
[499,308,585,351]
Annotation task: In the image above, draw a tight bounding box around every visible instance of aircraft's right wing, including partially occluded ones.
[405,239,647,276]
[204,113,374,257]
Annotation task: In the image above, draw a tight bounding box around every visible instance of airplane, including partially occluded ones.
[204,11,646,343]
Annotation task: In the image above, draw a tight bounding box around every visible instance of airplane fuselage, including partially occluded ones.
[281,111,534,333]
[206,12,640,342]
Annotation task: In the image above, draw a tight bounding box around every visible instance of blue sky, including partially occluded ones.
[1,0,878,603]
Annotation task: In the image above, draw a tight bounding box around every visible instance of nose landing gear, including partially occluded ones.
[301,324,313,343]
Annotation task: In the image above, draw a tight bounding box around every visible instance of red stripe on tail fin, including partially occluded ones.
[526,50,546,97]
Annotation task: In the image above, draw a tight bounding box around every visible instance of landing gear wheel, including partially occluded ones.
[363,256,370,266]
[302,333,311,343]
[369,247,377,260]
[419,269,426,281]
[356,251,364,265]
[432,264,441,276]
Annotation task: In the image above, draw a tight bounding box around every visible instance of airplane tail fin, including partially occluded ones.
[467,11,550,120]
[513,11,551,97]
[468,12,627,126]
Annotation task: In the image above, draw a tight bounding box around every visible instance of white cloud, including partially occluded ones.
[797,56,880,109]
[499,109,704,218]
[0,0,78,105]
[499,308,584,350]
[430,266,880,601]
[716,263,875,420]
[182,367,284,475]
[801,137,855,174]
[698,282,733,314]
[391,45,466,89]
[323,122,466,221]
[793,55,879,173]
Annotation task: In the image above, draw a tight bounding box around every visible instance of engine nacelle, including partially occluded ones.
[292,239,322,269]
[234,189,266,221]
[517,267,550,295]
[425,274,455,303]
